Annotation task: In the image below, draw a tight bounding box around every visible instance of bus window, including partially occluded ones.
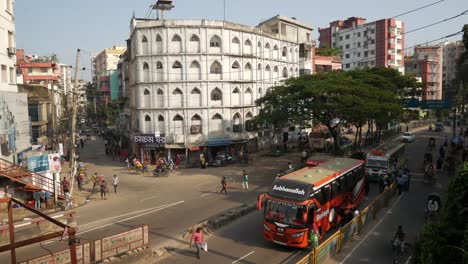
[331,181,340,198]
[338,177,345,192]
[323,185,331,203]
[307,204,318,225]
[314,190,324,205]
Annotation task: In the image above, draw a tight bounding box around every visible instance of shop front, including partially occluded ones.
[134,134,165,165]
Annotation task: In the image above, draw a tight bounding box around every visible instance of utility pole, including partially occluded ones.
[50,81,57,151]
[69,49,80,195]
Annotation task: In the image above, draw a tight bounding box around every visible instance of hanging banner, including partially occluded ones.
[48,153,62,173]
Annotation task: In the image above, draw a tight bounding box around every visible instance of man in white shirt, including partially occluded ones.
[112,175,119,194]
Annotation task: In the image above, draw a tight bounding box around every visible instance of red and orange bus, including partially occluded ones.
[257,157,366,248]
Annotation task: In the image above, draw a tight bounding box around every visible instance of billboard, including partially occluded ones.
[48,153,62,172]
[27,155,49,172]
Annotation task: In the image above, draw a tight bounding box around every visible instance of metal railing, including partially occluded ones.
[0,158,63,198]
[296,183,398,264]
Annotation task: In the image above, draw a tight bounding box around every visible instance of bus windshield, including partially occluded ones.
[366,158,388,169]
[264,199,307,228]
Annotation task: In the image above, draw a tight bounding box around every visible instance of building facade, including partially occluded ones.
[442,41,465,98]
[319,17,405,74]
[405,45,443,100]
[92,46,126,103]
[0,0,31,163]
[128,15,313,162]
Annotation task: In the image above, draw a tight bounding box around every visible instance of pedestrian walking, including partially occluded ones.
[112,175,119,193]
[44,191,51,208]
[401,172,409,192]
[242,170,249,190]
[288,162,293,170]
[100,180,108,200]
[190,227,205,259]
[65,191,72,210]
[76,174,83,191]
[220,176,227,194]
[125,157,130,169]
[91,173,98,192]
[61,177,70,193]
[397,175,404,195]
[301,150,308,163]
[80,138,84,149]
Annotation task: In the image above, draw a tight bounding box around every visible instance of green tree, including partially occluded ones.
[412,162,468,264]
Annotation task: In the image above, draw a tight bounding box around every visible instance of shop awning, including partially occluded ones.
[207,140,232,147]
[164,143,186,149]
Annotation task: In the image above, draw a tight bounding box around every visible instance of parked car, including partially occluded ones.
[401,132,415,142]
[435,122,444,132]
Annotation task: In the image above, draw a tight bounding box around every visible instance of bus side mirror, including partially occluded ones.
[257,193,266,210]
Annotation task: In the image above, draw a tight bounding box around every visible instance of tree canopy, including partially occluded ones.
[255,67,421,151]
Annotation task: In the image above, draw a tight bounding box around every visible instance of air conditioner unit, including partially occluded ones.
[7,47,16,56]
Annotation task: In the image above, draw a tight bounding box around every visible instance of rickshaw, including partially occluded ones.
[425,193,442,223]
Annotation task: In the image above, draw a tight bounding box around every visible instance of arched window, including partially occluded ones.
[245,88,253,105]
[144,114,152,133]
[155,34,162,53]
[282,46,287,58]
[257,41,262,57]
[265,64,271,80]
[233,113,242,132]
[282,67,288,78]
[211,88,222,101]
[156,89,164,107]
[274,66,279,72]
[142,62,150,82]
[257,63,262,79]
[245,112,253,131]
[265,42,271,49]
[290,67,294,77]
[295,67,299,76]
[231,61,241,80]
[211,114,223,132]
[232,37,240,54]
[191,114,202,134]
[190,88,202,107]
[143,88,150,108]
[273,65,279,79]
[171,61,183,81]
[258,87,262,97]
[264,42,271,59]
[189,34,200,53]
[273,45,279,59]
[173,114,184,135]
[244,39,252,54]
[171,35,182,53]
[232,87,240,106]
[289,47,293,61]
[189,60,201,80]
[156,61,163,81]
[141,35,148,54]
[210,61,222,80]
[244,63,253,80]
[157,115,165,133]
[172,88,183,107]
[209,35,221,48]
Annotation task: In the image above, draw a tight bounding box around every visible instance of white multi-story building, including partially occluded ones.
[0,0,31,163]
[128,15,313,160]
[319,17,405,74]
[442,41,465,93]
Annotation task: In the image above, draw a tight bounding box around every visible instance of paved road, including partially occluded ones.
[0,136,301,263]
[158,126,454,264]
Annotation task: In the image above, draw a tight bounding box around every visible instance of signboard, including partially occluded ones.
[20,243,89,264]
[401,98,420,108]
[134,134,165,146]
[421,100,452,109]
[207,140,232,147]
[48,153,62,173]
[27,155,49,172]
[270,179,313,201]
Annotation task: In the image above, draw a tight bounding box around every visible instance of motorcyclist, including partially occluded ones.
[426,199,439,217]
[393,225,406,246]
[429,124,433,131]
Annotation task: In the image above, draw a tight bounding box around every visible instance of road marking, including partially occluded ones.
[232,251,255,264]
[140,194,159,202]
[200,192,215,197]
[405,256,412,264]
[77,201,184,235]
[78,202,180,228]
[14,213,68,228]
[339,193,405,264]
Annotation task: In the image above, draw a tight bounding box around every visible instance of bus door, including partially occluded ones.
[257,193,267,210]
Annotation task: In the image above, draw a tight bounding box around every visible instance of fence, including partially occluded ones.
[19,225,149,264]
[296,183,398,264]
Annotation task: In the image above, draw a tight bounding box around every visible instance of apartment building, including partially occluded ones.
[319,17,405,74]
[92,46,126,103]
[128,15,313,162]
[442,41,465,94]
[405,45,443,100]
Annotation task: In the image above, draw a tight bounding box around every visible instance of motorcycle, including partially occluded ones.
[153,166,169,177]
[391,238,406,264]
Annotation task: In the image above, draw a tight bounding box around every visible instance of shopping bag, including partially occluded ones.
[201,242,208,252]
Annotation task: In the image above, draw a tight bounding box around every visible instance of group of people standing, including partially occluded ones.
[91,173,119,200]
